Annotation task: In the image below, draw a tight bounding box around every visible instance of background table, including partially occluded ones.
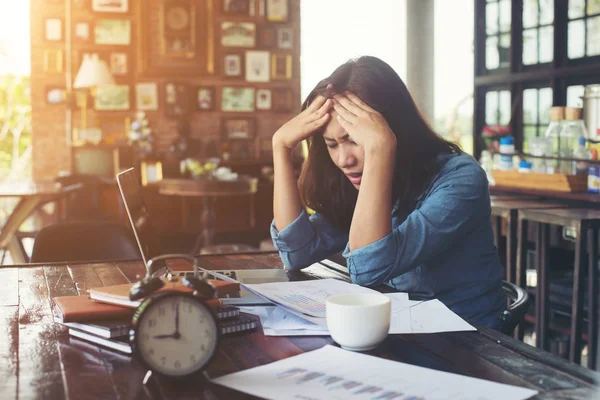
[1,252,599,399]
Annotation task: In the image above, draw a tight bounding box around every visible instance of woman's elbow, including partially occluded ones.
[279,251,312,270]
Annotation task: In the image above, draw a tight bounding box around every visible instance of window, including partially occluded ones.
[568,0,600,59]
[485,0,511,70]
[522,87,553,151]
[522,0,554,65]
[485,89,511,126]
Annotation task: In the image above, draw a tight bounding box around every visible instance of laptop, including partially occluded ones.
[115,168,349,304]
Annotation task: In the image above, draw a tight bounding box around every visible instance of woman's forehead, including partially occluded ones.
[322,110,347,139]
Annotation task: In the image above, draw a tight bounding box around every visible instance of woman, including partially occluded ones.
[270,56,505,329]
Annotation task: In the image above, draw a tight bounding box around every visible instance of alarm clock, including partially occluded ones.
[129,254,219,381]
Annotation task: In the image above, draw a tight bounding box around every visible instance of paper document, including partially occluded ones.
[239,306,328,336]
[211,345,538,400]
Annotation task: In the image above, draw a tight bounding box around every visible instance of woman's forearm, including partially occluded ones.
[273,145,304,231]
[349,146,395,251]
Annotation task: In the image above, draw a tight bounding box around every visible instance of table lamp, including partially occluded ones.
[72,53,115,143]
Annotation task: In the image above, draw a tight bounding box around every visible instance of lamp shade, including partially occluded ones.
[73,53,115,89]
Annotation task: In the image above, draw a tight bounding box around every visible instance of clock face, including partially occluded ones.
[166,6,190,31]
[134,293,219,377]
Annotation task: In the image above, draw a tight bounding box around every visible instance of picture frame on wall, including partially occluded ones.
[94,19,131,45]
[271,53,292,80]
[74,22,91,42]
[277,28,293,49]
[45,18,63,41]
[221,22,256,47]
[221,87,255,112]
[162,0,196,56]
[135,82,159,111]
[140,161,163,186]
[223,0,251,14]
[258,25,276,48]
[196,87,215,111]
[43,49,63,73]
[256,89,272,110]
[165,82,190,118]
[222,117,255,140]
[94,84,130,111]
[223,53,243,77]
[93,0,129,13]
[272,87,293,113]
[266,0,288,22]
[110,52,128,75]
[245,51,270,82]
[45,87,67,105]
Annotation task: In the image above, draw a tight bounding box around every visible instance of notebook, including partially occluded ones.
[53,295,134,323]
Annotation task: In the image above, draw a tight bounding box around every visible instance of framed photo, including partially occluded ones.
[277,28,293,49]
[271,53,292,80]
[266,0,288,22]
[221,22,256,47]
[94,19,131,45]
[45,18,62,41]
[221,87,255,112]
[94,84,130,111]
[43,49,64,73]
[223,0,251,14]
[256,89,272,110]
[135,83,159,111]
[165,82,190,118]
[272,87,293,113]
[196,87,215,111]
[110,52,128,75]
[45,87,66,104]
[223,53,243,77]
[245,51,270,82]
[222,117,255,140]
[93,0,129,13]
[74,22,91,42]
[259,25,276,48]
[140,161,163,186]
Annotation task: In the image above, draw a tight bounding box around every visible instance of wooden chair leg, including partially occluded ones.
[536,223,550,351]
[570,224,586,364]
[588,228,599,370]
[515,216,529,341]
[506,211,518,285]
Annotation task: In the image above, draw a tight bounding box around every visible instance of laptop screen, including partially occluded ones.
[116,168,162,268]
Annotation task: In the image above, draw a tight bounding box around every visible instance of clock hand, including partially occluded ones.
[173,300,181,339]
[153,333,176,339]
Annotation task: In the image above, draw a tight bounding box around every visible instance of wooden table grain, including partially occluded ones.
[1,252,599,399]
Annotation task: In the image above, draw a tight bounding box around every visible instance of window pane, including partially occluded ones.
[486,91,499,124]
[539,0,554,25]
[588,0,600,15]
[569,0,585,19]
[486,3,499,34]
[567,85,585,107]
[486,36,500,69]
[499,0,512,32]
[587,16,600,56]
[523,29,539,65]
[568,20,586,58]
[539,88,553,124]
[499,34,511,67]
[523,89,538,124]
[539,26,554,63]
[523,0,538,29]
[499,90,511,125]
[523,126,539,153]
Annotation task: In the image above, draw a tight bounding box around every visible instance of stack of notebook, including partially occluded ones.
[52,279,258,355]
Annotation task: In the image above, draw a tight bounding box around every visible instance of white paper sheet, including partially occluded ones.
[211,345,538,400]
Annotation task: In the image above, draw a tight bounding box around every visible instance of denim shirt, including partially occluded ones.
[270,152,505,329]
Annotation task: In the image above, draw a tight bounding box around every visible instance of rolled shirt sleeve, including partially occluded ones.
[343,162,490,287]
[270,209,348,270]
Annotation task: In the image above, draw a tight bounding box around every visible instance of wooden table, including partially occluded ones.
[0,181,82,264]
[2,252,599,399]
[158,177,258,247]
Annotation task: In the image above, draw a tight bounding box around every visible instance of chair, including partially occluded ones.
[499,280,530,336]
[30,221,141,263]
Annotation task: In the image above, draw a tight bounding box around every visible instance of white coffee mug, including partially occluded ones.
[326,293,391,351]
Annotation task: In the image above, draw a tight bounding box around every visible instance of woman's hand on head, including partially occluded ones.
[332,92,397,153]
[272,95,332,151]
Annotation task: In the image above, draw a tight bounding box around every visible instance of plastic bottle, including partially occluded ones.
[479,150,495,184]
[544,107,566,174]
[588,149,600,194]
[518,160,533,173]
[558,107,588,174]
[499,136,515,171]
[572,137,592,176]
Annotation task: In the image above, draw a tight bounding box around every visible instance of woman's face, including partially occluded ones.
[322,110,365,189]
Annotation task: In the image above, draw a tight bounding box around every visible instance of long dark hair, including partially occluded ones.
[299,56,461,232]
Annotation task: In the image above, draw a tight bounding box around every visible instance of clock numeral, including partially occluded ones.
[148,348,154,355]
[200,344,205,352]
[205,329,211,338]
[190,355,197,363]
[172,301,179,312]
[142,333,149,340]
[199,315,206,323]
[174,360,181,369]
[161,357,166,365]
[148,319,156,328]
[158,307,166,316]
